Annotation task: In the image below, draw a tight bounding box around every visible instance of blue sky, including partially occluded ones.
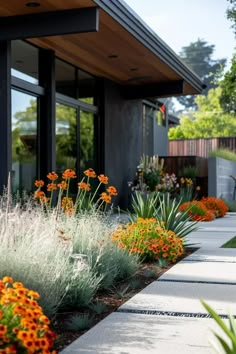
[124,0,235,68]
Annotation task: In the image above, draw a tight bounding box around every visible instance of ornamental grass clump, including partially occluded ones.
[179,201,215,221]
[201,197,228,217]
[112,218,184,263]
[34,168,118,214]
[67,213,139,291]
[0,205,73,317]
[0,276,57,353]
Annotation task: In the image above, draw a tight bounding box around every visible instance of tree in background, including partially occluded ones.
[220,54,236,113]
[227,0,236,34]
[168,87,236,140]
[177,39,226,110]
[220,0,236,113]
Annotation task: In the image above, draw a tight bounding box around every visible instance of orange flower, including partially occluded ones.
[62,169,76,179]
[34,191,45,199]
[28,290,40,300]
[47,172,58,181]
[61,197,74,210]
[106,186,118,196]
[57,181,68,190]
[47,183,57,192]
[13,282,23,289]
[78,182,91,191]
[2,276,13,284]
[17,330,29,341]
[98,174,109,184]
[34,180,44,188]
[84,168,96,178]
[39,196,50,204]
[100,192,111,203]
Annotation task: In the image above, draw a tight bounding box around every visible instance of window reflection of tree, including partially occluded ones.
[12,99,95,174]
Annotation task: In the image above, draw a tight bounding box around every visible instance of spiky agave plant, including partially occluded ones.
[128,191,160,222]
[155,193,198,245]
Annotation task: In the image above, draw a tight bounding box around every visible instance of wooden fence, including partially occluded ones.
[169,137,236,157]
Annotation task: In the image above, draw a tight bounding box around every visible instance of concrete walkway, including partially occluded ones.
[61,213,236,354]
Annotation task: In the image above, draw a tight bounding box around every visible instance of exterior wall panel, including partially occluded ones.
[104,80,142,208]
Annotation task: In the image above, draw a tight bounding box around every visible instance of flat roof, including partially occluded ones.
[0,0,204,98]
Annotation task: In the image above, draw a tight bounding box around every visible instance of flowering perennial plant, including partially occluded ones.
[155,173,178,193]
[112,218,184,263]
[179,201,215,221]
[201,197,228,217]
[34,168,118,214]
[0,276,57,353]
[131,155,164,192]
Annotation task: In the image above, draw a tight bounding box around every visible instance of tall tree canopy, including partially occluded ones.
[177,39,226,110]
[220,54,236,113]
[220,0,236,112]
[168,87,236,140]
[227,0,236,33]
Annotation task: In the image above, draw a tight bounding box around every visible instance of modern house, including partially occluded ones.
[0,0,204,206]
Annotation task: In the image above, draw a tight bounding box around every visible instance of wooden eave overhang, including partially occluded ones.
[0,0,204,99]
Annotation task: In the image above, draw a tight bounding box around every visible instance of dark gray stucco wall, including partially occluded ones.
[103,80,143,208]
[153,124,168,156]
[208,157,236,200]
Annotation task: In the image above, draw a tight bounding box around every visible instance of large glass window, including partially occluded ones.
[11,90,38,193]
[80,111,95,172]
[56,103,77,173]
[55,59,76,97]
[11,40,39,84]
[78,69,96,105]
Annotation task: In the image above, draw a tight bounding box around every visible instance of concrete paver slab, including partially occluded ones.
[60,312,227,354]
[119,281,236,315]
[184,247,236,262]
[159,261,236,283]
[186,231,235,248]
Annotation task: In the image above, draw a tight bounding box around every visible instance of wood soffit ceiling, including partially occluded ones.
[0,0,198,94]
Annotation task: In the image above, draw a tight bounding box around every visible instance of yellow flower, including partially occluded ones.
[13,282,23,289]
[28,290,40,300]
[2,276,13,284]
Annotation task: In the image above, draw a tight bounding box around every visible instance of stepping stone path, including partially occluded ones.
[61,214,236,354]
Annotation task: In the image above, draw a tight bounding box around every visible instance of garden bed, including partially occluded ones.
[53,248,197,352]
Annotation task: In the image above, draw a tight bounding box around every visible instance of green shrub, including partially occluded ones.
[223,199,236,212]
[209,148,236,162]
[66,313,94,331]
[180,165,198,179]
